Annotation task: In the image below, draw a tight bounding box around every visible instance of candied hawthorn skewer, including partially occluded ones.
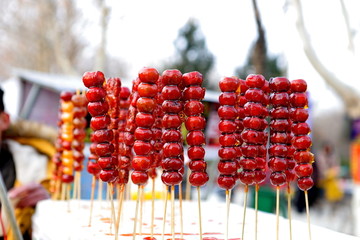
[130,67,159,240]
[59,91,75,201]
[268,77,292,240]
[160,69,185,240]
[217,76,240,240]
[290,79,314,240]
[71,91,88,200]
[240,74,268,240]
[183,71,208,240]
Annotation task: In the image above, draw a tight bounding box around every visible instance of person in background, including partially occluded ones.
[0,88,57,240]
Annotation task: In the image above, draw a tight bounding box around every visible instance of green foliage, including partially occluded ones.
[164,18,215,88]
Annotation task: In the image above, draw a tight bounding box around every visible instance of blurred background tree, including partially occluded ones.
[163,18,215,89]
[235,0,285,80]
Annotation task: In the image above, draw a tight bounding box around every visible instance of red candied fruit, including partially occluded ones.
[294,163,313,177]
[219,92,237,106]
[270,172,286,186]
[189,160,207,171]
[270,92,289,107]
[61,174,74,183]
[245,74,265,89]
[132,156,152,171]
[270,132,289,144]
[219,120,237,133]
[161,171,183,186]
[241,145,258,158]
[218,175,236,190]
[163,142,183,157]
[184,101,204,116]
[285,169,296,182]
[133,141,152,155]
[269,77,290,92]
[189,172,209,187]
[161,157,183,171]
[268,157,287,172]
[72,94,87,106]
[137,83,158,98]
[138,67,159,83]
[74,162,83,171]
[134,128,153,141]
[162,114,182,129]
[136,98,157,113]
[162,69,183,85]
[294,151,314,164]
[239,158,257,170]
[239,171,255,185]
[270,119,291,132]
[218,147,237,160]
[162,85,182,100]
[241,129,264,144]
[120,86,131,99]
[162,129,182,142]
[60,91,74,101]
[239,79,249,93]
[244,102,267,117]
[268,144,288,157]
[188,146,205,160]
[86,87,106,102]
[131,171,149,185]
[96,142,114,156]
[292,122,310,135]
[289,108,309,122]
[292,135,312,150]
[73,118,87,129]
[218,105,238,120]
[243,117,267,131]
[270,107,289,119]
[187,130,206,146]
[183,86,205,100]
[255,157,266,168]
[245,88,265,103]
[98,156,117,169]
[162,100,183,113]
[291,79,307,92]
[183,71,203,86]
[99,169,118,183]
[219,77,239,92]
[87,160,101,175]
[135,112,155,128]
[91,129,113,143]
[185,116,206,131]
[290,92,308,108]
[82,71,105,88]
[219,134,237,147]
[73,107,87,118]
[87,101,109,116]
[254,170,266,184]
[297,176,314,191]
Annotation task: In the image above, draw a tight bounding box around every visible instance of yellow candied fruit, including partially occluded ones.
[62,166,73,175]
[61,101,74,112]
[62,150,73,159]
[61,157,73,166]
[61,112,73,122]
[61,133,73,142]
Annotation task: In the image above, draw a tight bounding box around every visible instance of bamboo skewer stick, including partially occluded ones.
[305,190,312,240]
[67,184,71,212]
[139,186,144,235]
[241,185,248,240]
[179,183,184,239]
[287,185,293,240]
[185,169,191,201]
[276,186,280,240]
[171,185,175,240]
[196,187,203,240]
[132,186,141,240]
[98,180,103,202]
[225,189,231,240]
[151,178,156,239]
[255,184,259,240]
[162,187,169,240]
[109,183,116,234]
[72,173,78,200]
[61,183,66,201]
[88,176,96,227]
[115,184,125,240]
[77,172,82,201]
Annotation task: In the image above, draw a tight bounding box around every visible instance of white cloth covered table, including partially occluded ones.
[32,199,359,240]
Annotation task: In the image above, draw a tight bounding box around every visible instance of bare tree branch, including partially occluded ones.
[293,0,360,118]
